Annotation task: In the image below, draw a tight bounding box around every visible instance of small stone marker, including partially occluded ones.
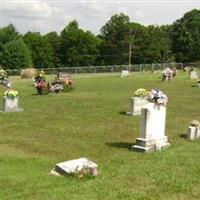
[50,158,98,177]
[187,126,200,140]
[127,97,148,116]
[121,70,130,77]
[2,96,23,112]
[187,120,200,140]
[189,71,198,80]
[132,103,170,152]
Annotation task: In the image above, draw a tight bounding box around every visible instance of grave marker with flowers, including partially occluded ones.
[127,88,148,116]
[187,120,200,140]
[2,89,23,112]
[132,89,170,152]
[0,69,11,88]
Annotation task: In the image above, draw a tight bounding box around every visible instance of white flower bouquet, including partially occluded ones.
[147,89,168,106]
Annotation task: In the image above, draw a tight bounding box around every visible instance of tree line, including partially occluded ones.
[0,9,200,69]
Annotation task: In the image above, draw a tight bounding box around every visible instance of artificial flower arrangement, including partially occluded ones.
[34,70,48,95]
[72,164,98,179]
[4,89,18,98]
[65,80,73,87]
[35,69,45,82]
[134,88,148,97]
[0,69,7,80]
[146,89,168,106]
[35,80,48,95]
[190,120,200,128]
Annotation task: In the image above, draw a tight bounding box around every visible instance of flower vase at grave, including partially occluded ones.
[127,96,148,116]
[2,96,23,112]
[132,103,170,152]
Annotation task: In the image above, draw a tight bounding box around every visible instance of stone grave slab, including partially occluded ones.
[51,158,98,177]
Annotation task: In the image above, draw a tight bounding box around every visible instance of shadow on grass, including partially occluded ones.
[119,111,128,115]
[106,142,133,150]
[191,84,198,87]
[180,133,187,139]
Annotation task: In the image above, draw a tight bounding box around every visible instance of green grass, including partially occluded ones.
[0,72,200,200]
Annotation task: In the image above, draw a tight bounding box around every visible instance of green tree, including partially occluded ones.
[1,39,32,69]
[100,13,131,65]
[142,25,173,63]
[171,9,200,62]
[0,24,21,66]
[128,24,173,64]
[23,32,54,68]
[0,24,20,50]
[59,20,101,67]
[44,31,60,67]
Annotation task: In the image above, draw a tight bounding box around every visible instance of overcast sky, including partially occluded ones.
[1,0,200,35]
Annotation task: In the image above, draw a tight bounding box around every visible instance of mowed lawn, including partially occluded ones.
[0,72,200,200]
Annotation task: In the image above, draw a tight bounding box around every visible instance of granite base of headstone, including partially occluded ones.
[1,97,23,112]
[126,97,148,116]
[187,126,200,140]
[132,103,170,152]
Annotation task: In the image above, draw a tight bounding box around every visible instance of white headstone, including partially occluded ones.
[132,103,170,152]
[162,68,173,81]
[127,97,148,116]
[2,97,23,112]
[189,71,198,80]
[121,70,130,77]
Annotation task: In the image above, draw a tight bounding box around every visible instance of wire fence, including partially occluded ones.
[5,62,198,76]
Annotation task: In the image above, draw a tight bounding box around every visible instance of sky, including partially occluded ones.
[1,0,200,35]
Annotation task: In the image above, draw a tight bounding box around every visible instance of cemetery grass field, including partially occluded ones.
[1,71,200,200]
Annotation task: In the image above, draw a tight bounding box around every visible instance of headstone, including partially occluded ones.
[127,97,148,116]
[187,126,200,140]
[132,103,170,152]
[189,71,198,80]
[121,70,130,77]
[2,97,23,112]
[51,158,98,177]
[162,68,174,81]
[57,72,71,82]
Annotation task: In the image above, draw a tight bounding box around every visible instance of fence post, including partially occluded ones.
[180,63,183,70]
[151,64,154,73]
[139,64,142,73]
[111,66,114,73]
